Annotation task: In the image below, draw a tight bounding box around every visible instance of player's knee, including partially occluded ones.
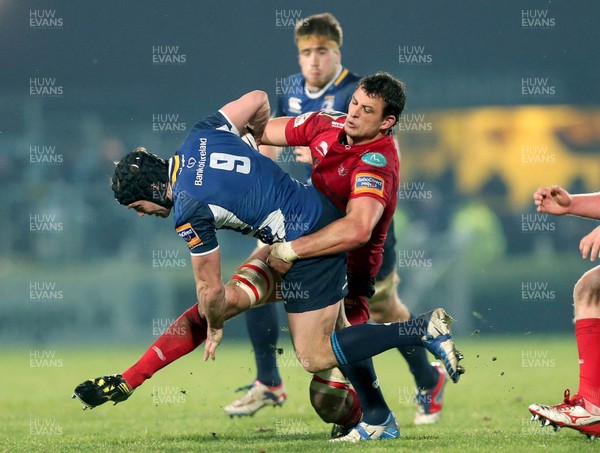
[228,259,275,308]
[573,266,600,309]
[309,369,353,423]
[393,298,411,322]
[224,284,249,313]
[294,347,326,373]
[299,355,323,374]
[368,301,387,323]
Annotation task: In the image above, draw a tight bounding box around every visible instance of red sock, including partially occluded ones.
[122,304,207,389]
[576,318,600,407]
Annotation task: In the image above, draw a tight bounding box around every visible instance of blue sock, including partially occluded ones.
[339,359,390,425]
[245,304,281,387]
[330,318,427,366]
[397,314,438,390]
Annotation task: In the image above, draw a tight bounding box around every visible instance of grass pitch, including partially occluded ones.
[0,335,596,452]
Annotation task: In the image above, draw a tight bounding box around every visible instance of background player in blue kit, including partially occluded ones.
[230,12,448,428]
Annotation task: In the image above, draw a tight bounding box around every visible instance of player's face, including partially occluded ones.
[127,200,171,218]
[297,41,340,91]
[344,87,395,145]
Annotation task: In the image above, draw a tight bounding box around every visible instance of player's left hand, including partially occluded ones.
[580,226,600,261]
[204,326,223,361]
[266,254,292,275]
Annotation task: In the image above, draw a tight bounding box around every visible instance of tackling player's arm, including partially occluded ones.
[261,117,293,147]
[268,197,384,271]
[190,249,227,361]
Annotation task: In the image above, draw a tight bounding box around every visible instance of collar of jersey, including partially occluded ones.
[336,130,393,154]
[304,66,345,100]
[168,156,179,186]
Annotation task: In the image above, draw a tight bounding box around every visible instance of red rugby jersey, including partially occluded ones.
[285,110,399,279]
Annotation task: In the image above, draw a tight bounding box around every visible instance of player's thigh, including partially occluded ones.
[287,302,341,372]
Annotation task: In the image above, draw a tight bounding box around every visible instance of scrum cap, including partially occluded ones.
[111,147,173,208]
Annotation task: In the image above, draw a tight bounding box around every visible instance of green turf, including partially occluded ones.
[0,335,596,452]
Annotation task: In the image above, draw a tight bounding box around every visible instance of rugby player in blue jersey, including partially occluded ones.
[73,86,462,441]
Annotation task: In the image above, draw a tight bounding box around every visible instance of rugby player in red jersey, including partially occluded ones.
[262,72,464,441]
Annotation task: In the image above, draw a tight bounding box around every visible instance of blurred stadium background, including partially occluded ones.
[1,0,599,348]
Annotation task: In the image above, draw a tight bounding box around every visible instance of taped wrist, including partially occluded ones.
[270,241,299,263]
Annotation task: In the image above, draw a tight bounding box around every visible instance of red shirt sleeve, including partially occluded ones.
[284,111,321,147]
[349,161,396,208]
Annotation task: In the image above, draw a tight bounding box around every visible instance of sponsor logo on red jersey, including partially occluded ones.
[354,173,384,197]
[361,152,387,168]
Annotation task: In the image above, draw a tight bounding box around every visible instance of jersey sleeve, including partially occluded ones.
[191,111,239,136]
[349,158,396,208]
[174,194,219,256]
[284,111,320,147]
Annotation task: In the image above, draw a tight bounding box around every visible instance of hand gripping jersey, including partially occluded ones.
[275,67,361,118]
[170,111,322,256]
[284,110,400,280]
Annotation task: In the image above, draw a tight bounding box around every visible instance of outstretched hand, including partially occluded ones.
[533,185,572,215]
[204,326,223,361]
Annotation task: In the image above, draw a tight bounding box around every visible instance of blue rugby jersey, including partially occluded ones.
[275,67,360,117]
[170,111,322,255]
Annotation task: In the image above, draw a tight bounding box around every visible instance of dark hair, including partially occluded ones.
[358,72,406,127]
[111,147,172,208]
[295,13,343,47]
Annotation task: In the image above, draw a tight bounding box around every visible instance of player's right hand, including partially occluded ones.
[204,326,223,361]
[533,185,572,215]
[580,226,600,262]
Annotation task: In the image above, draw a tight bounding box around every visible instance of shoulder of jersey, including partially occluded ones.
[292,110,346,130]
[286,72,304,83]
[343,70,362,83]
[361,139,399,170]
[280,72,305,95]
[317,110,347,129]
[335,69,361,88]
